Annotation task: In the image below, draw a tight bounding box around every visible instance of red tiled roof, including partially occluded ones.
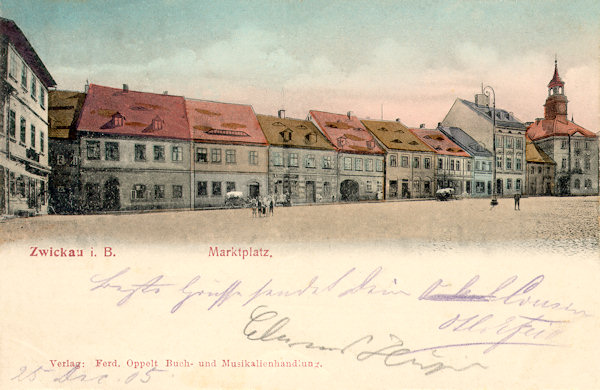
[186,99,267,145]
[76,84,190,140]
[527,117,597,141]
[309,110,385,154]
[409,128,471,157]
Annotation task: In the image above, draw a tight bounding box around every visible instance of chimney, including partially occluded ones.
[278,109,286,119]
[163,91,168,95]
[123,84,129,92]
[347,111,353,120]
[395,118,401,122]
[419,123,426,129]
[84,79,90,93]
[474,93,489,107]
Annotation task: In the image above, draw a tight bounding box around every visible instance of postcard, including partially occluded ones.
[1,1,599,389]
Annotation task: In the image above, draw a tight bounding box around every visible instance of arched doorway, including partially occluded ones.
[103,177,121,211]
[340,179,359,201]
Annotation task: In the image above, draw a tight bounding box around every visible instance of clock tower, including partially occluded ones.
[544,59,568,120]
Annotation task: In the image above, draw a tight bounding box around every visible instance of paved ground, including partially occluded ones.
[1,196,597,253]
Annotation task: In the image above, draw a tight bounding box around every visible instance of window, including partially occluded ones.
[105,142,119,161]
[226,182,236,192]
[29,124,36,149]
[225,149,236,164]
[212,181,222,196]
[496,155,502,169]
[476,161,482,171]
[376,159,383,172]
[39,87,45,108]
[322,155,332,169]
[561,140,567,149]
[9,50,18,79]
[574,140,580,149]
[377,181,383,192]
[515,138,522,150]
[30,77,37,100]
[585,157,591,170]
[211,148,222,163]
[506,179,512,190]
[366,181,373,192]
[506,156,512,170]
[574,179,580,189]
[365,158,373,171]
[450,160,455,170]
[438,158,443,169]
[154,185,165,199]
[172,146,183,161]
[21,61,27,87]
[456,160,460,171]
[196,147,208,163]
[585,142,589,150]
[8,110,16,138]
[561,158,567,169]
[289,153,299,167]
[476,181,485,193]
[249,151,258,165]
[172,185,183,199]
[413,180,420,190]
[323,182,331,197]
[87,141,100,160]
[273,152,283,166]
[401,156,409,168]
[197,181,208,196]
[20,117,26,143]
[575,159,580,170]
[354,158,363,171]
[496,135,502,147]
[134,144,146,161]
[390,155,397,167]
[424,158,431,169]
[538,166,542,174]
[467,161,472,171]
[40,132,44,153]
[305,154,316,168]
[516,179,521,191]
[585,179,592,189]
[516,157,522,171]
[132,184,146,200]
[413,157,420,168]
[505,137,513,148]
[344,157,352,170]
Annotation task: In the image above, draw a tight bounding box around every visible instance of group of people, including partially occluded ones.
[251,196,274,217]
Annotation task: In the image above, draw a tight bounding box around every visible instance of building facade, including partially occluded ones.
[438,125,493,197]
[411,127,473,196]
[48,90,86,213]
[1,18,56,216]
[526,61,598,196]
[257,113,337,204]
[309,110,385,201]
[525,135,555,195]
[442,92,527,196]
[362,119,435,199]
[73,84,192,212]
[185,99,268,208]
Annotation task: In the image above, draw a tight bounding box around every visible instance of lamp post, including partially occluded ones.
[483,85,498,206]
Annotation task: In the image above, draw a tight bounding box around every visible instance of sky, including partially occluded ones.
[2,0,599,131]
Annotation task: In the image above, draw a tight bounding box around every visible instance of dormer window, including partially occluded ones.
[337,136,347,147]
[305,132,317,144]
[366,140,375,149]
[112,112,125,127]
[280,128,293,142]
[151,115,164,131]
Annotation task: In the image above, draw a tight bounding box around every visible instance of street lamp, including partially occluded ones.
[483,85,498,206]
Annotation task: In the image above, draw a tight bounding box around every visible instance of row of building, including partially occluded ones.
[1,17,598,216]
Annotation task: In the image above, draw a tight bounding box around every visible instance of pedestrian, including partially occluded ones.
[514,193,521,210]
[251,198,257,218]
[257,198,262,217]
[269,197,274,216]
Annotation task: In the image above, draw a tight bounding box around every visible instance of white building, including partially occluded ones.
[1,18,56,216]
